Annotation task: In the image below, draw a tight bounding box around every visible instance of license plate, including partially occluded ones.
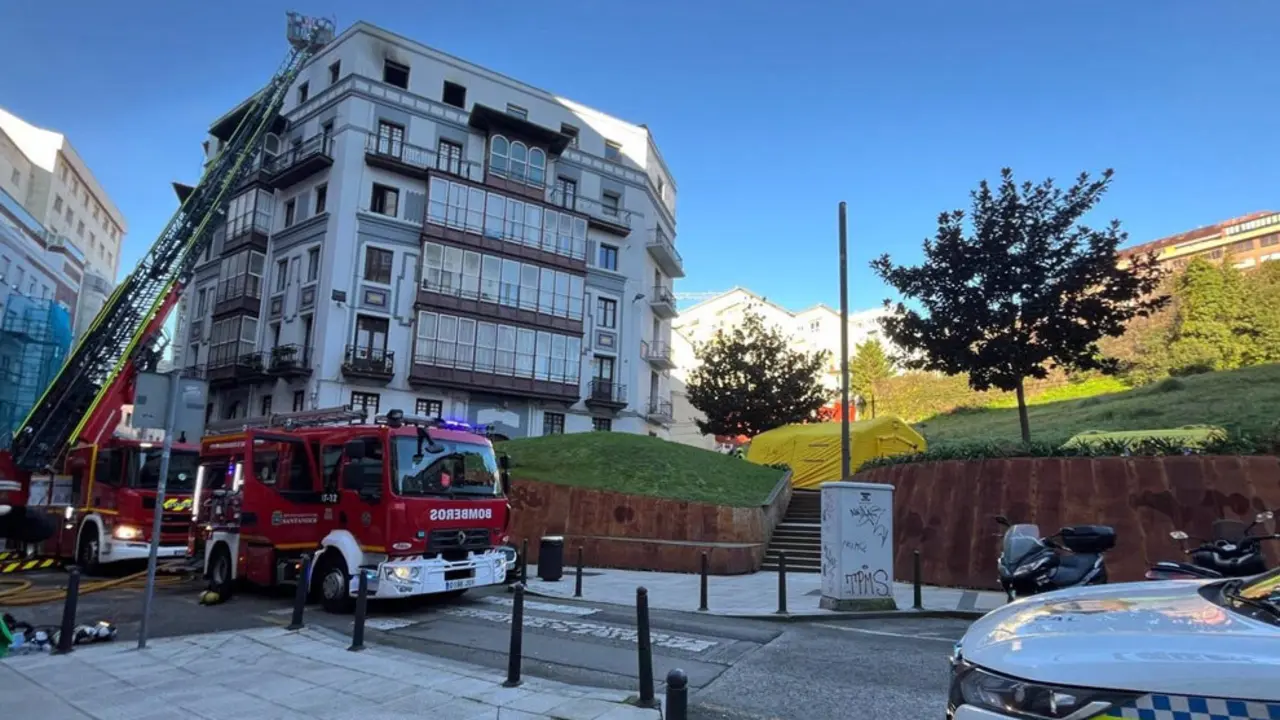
[445,577,475,591]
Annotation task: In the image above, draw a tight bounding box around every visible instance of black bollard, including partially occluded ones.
[698,551,709,612]
[574,546,584,598]
[55,567,81,655]
[776,551,788,615]
[287,555,311,631]
[348,567,369,652]
[520,538,529,584]
[912,550,923,610]
[665,668,689,720]
[504,583,525,687]
[636,587,657,708]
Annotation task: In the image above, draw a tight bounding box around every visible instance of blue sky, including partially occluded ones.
[3,0,1279,312]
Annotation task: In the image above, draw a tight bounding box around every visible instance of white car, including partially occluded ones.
[947,569,1280,719]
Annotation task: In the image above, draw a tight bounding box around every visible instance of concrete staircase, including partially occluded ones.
[762,489,821,573]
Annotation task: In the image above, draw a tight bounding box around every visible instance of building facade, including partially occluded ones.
[1118,210,1280,273]
[175,21,683,439]
[0,108,127,284]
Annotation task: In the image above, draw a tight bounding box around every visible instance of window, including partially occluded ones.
[427,179,587,261]
[592,418,612,432]
[1262,233,1280,248]
[77,220,85,236]
[209,315,258,366]
[506,103,528,119]
[436,140,463,175]
[555,177,577,209]
[415,399,443,417]
[376,120,404,157]
[8,168,17,186]
[1229,239,1255,254]
[314,184,327,214]
[593,355,615,382]
[216,249,266,302]
[328,60,341,84]
[417,311,580,382]
[364,247,394,284]
[302,314,313,348]
[260,395,273,417]
[442,81,467,108]
[657,177,665,197]
[296,82,309,104]
[65,207,73,224]
[53,195,63,212]
[560,123,579,147]
[383,60,410,89]
[596,297,617,329]
[355,315,389,351]
[196,287,208,316]
[59,165,68,182]
[275,259,288,292]
[543,413,565,436]
[351,392,381,415]
[487,135,546,186]
[283,198,297,227]
[306,247,320,282]
[605,140,622,162]
[292,390,305,412]
[601,191,621,217]
[371,183,399,217]
[598,244,619,271]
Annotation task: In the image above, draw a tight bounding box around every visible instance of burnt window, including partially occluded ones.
[328,61,341,85]
[560,123,579,147]
[314,184,328,214]
[364,247,394,284]
[296,82,309,104]
[283,198,296,227]
[442,81,467,108]
[371,183,399,217]
[383,60,410,89]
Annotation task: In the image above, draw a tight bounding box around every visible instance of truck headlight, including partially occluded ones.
[957,665,1138,719]
[113,525,142,541]
[387,566,420,582]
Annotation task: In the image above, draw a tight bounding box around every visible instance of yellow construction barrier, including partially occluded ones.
[0,558,60,574]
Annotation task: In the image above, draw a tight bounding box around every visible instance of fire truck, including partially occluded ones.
[191,407,517,612]
[0,13,335,571]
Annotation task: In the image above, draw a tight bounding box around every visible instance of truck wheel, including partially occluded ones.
[77,525,102,576]
[207,544,234,601]
[318,554,354,614]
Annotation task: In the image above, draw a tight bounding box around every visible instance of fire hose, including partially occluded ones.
[0,568,189,607]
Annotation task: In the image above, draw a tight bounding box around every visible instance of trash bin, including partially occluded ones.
[537,536,565,582]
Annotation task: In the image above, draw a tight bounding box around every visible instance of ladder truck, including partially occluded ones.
[0,13,336,572]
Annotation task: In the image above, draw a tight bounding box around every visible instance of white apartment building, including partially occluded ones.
[0,108,127,283]
[174,21,683,439]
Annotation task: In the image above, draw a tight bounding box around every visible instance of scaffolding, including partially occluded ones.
[0,293,72,446]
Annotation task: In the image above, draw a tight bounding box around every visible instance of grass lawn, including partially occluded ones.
[915,363,1280,446]
[497,432,784,507]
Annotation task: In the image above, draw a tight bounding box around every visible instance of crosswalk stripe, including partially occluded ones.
[478,596,599,617]
[439,606,719,653]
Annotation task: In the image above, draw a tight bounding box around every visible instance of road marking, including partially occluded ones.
[440,606,719,653]
[477,596,599,617]
[812,623,957,643]
[267,608,294,616]
[364,618,417,631]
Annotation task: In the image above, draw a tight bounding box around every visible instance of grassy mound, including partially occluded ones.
[915,363,1280,446]
[497,432,784,507]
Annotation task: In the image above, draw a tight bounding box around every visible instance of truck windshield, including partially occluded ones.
[136,449,200,491]
[393,437,500,497]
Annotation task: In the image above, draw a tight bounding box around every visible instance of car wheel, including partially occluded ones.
[318,554,354,614]
[77,525,102,576]
[208,544,234,600]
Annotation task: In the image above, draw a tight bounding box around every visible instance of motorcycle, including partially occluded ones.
[1145,510,1277,581]
[995,516,1116,601]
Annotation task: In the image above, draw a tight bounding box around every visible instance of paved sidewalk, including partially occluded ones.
[2,625,662,719]
[525,567,1006,618]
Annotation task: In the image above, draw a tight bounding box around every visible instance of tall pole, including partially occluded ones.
[138,371,182,650]
[838,203,851,480]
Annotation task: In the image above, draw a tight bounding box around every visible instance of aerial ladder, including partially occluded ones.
[0,13,336,569]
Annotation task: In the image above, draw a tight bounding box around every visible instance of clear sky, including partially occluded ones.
[3,0,1278,313]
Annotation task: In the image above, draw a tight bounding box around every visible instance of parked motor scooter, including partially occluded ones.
[995,516,1116,601]
[1145,510,1277,581]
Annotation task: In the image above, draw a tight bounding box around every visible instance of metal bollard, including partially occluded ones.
[698,551,709,612]
[574,546,584,598]
[665,668,689,720]
[504,583,526,687]
[776,551,788,615]
[636,587,657,708]
[913,550,923,610]
[520,538,529,584]
[287,555,311,631]
[55,567,81,655]
[348,567,369,652]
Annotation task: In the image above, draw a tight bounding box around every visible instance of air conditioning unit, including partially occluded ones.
[262,133,282,157]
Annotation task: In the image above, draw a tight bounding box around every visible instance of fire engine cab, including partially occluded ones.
[191,406,517,613]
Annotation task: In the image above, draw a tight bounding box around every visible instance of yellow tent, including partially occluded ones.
[745,417,926,489]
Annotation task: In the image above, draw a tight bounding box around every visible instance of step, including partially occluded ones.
[765,551,820,561]
[771,531,820,540]
[775,522,821,530]
[768,539,820,549]
[761,563,820,574]
[784,515,822,523]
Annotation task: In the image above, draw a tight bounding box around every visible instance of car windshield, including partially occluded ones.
[1238,567,1280,602]
[135,449,199,491]
[392,436,500,497]
[1002,524,1044,565]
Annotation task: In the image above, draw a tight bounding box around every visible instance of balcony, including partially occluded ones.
[342,345,395,383]
[364,135,483,183]
[641,340,676,370]
[646,399,674,425]
[222,209,271,254]
[266,133,334,189]
[180,365,205,380]
[645,228,684,279]
[267,344,312,379]
[206,352,268,389]
[212,276,262,318]
[418,275,584,335]
[409,353,580,403]
[584,379,627,411]
[649,285,678,320]
[546,188,635,237]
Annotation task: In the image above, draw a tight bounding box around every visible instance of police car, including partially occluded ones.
[947,568,1280,719]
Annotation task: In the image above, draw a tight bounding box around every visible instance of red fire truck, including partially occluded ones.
[0,14,334,570]
[191,407,517,612]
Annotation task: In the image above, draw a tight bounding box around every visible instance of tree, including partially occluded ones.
[686,310,830,437]
[870,168,1167,443]
[1166,258,1252,374]
[848,338,894,417]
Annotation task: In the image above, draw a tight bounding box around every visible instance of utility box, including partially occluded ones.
[819,481,897,611]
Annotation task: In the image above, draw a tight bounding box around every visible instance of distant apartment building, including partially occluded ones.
[174,21,682,440]
[1119,211,1280,273]
[0,107,127,284]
